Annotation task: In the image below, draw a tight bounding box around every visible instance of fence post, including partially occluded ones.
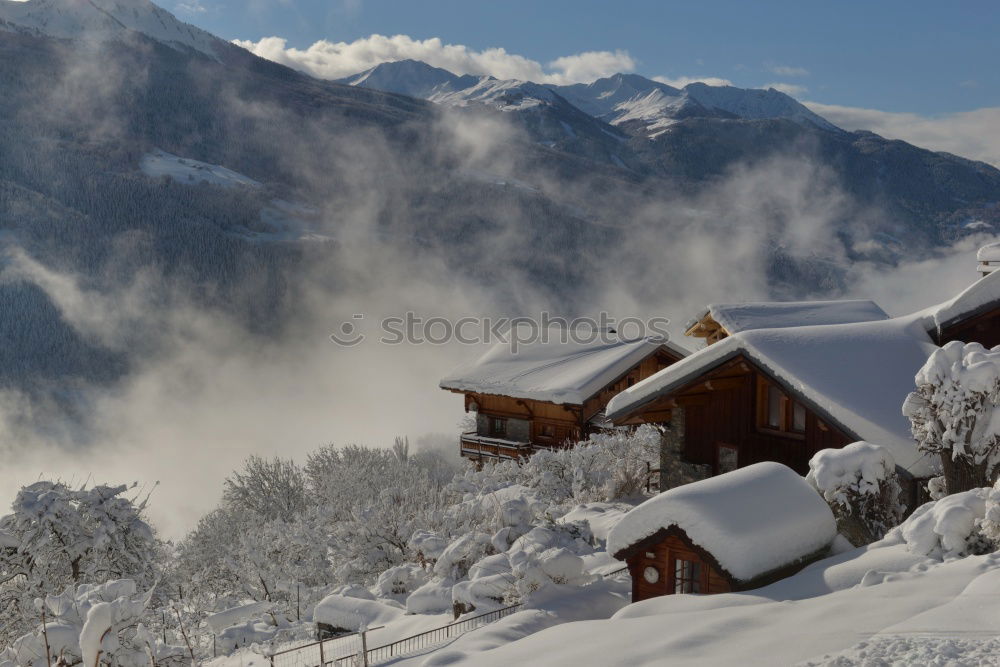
[318,637,324,667]
[360,629,369,667]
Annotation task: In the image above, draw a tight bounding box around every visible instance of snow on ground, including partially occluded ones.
[141,150,263,189]
[438,543,1000,666]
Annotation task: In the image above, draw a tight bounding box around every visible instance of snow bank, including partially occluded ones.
[608,462,836,582]
[609,317,938,476]
[206,602,275,634]
[406,578,456,615]
[558,503,632,543]
[806,441,897,504]
[440,326,685,405]
[897,489,991,559]
[312,595,404,632]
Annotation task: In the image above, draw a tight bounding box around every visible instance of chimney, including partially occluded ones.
[977,242,1000,277]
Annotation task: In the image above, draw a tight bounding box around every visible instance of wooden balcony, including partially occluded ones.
[459,432,533,461]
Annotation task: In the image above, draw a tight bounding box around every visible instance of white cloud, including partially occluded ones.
[804,101,1000,167]
[768,64,809,77]
[765,82,808,97]
[652,75,733,88]
[233,34,635,84]
[175,1,206,13]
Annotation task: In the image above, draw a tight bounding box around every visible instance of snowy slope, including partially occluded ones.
[0,0,223,59]
[336,62,843,139]
[140,150,263,189]
[684,82,841,132]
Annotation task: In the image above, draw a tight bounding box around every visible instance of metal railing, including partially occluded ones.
[334,603,523,666]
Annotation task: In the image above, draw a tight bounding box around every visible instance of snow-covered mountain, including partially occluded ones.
[0,0,223,58]
[339,60,842,138]
[338,59,480,99]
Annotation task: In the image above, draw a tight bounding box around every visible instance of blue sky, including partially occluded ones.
[177,0,999,114]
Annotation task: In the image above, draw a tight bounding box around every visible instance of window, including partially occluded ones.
[490,417,507,437]
[672,558,701,594]
[792,402,806,432]
[757,378,807,435]
[766,384,783,428]
[539,423,555,439]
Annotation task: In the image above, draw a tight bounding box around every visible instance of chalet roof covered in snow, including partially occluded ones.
[440,329,687,405]
[692,299,890,335]
[607,317,938,477]
[919,268,1000,334]
[608,462,836,582]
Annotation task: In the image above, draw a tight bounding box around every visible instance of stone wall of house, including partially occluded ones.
[659,408,711,491]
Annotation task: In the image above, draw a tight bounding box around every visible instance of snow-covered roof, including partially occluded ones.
[607,316,938,477]
[918,268,1000,334]
[608,462,836,582]
[977,242,1000,263]
[440,330,687,405]
[696,299,889,335]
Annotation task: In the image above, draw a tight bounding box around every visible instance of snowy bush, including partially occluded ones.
[0,482,161,646]
[895,488,998,559]
[374,564,431,602]
[449,425,661,510]
[903,341,1000,495]
[2,579,187,667]
[806,442,905,545]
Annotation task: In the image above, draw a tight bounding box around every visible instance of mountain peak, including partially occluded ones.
[0,0,223,59]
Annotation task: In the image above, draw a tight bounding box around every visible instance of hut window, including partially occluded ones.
[757,378,807,436]
[766,384,783,429]
[490,417,507,437]
[539,423,555,438]
[792,402,807,432]
[673,558,701,594]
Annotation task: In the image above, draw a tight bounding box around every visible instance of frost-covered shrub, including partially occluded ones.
[903,341,1000,495]
[374,564,431,602]
[894,488,999,559]
[2,580,186,667]
[405,578,455,615]
[449,425,661,510]
[806,442,905,545]
[434,532,495,581]
[0,482,161,645]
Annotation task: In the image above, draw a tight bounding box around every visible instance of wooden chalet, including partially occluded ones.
[608,462,836,602]
[608,260,1000,508]
[608,307,940,507]
[440,330,687,462]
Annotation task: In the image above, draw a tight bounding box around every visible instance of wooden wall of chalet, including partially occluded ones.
[938,309,1000,348]
[636,358,851,476]
[582,353,680,422]
[626,533,731,602]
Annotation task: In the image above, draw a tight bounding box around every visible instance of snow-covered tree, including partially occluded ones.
[222,456,309,523]
[0,482,160,645]
[806,442,905,545]
[903,341,1000,495]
